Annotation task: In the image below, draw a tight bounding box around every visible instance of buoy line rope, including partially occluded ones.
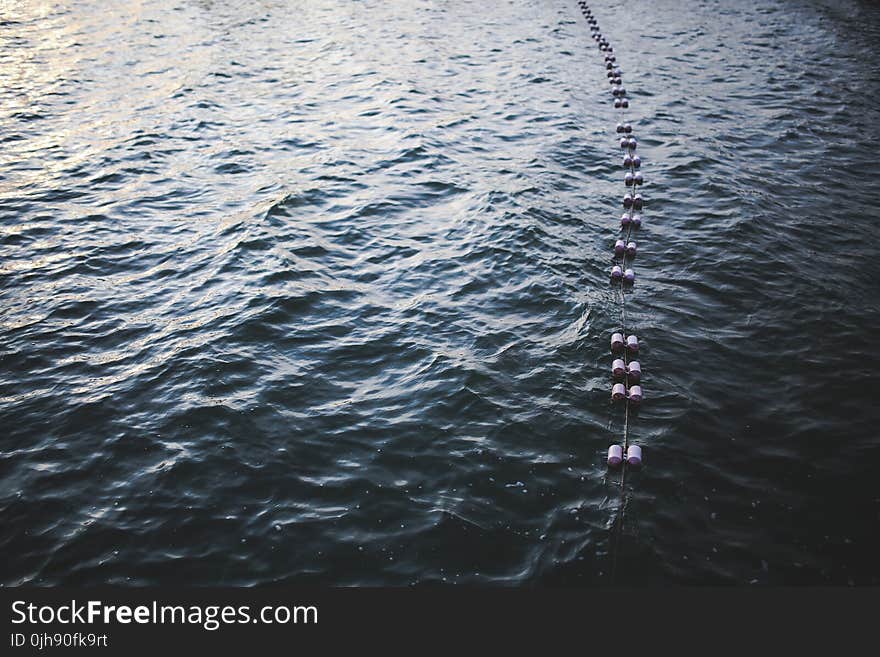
[575,0,646,581]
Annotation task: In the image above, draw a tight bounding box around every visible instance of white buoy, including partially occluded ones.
[628,385,643,403]
[611,265,623,281]
[614,239,625,256]
[612,358,626,378]
[627,360,641,382]
[611,332,625,352]
[625,241,637,257]
[626,334,639,352]
[612,383,626,401]
[607,444,623,467]
[623,268,635,284]
[626,444,643,467]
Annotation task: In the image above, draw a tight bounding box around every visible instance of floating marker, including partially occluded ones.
[612,358,626,378]
[607,444,623,467]
[612,383,626,401]
[611,265,623,281]
[631,213,642,228]
[626,334,639,352]
[626,445,643,467]
[634,172,643,185]
[611,332,625,352]
[622,194,633,208]
[632,194,643,210]
[620,213,631,227]
[623,155,633,167]
[614,239,625,256]
[628,385,643,403]
[623,123,632,133]
[632,155,641,168]
[626,241,637,256]
[625,172,634,186]
[623,268,635,284]
[627,360,641,381]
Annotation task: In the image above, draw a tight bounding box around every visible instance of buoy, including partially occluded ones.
[612,383,626,401]
[627,137,637,150]
[623,268,635,284]
[614,99,622,108]
[633,172,643,186]
[622,194,633,208]
[625,241,637,256]
[627,360,641,381]
[623,155,633,168]
[621,99,629,108]
[607,444,623,467]
[632,155,641,168]
[611,332,624,352]
[631,213,642,228]
[626,445,643,467]
[611,265,623,281]
[623,123,632,133]
[619,137,629,149]
[624,172,634,186]
[632,194,643,210]
[628,385,643,403]
[626,334,639,352]
[620,213,631,227]
[614,239,625,256]
[612,358,626,378]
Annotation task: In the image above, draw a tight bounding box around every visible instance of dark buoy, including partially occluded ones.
[614,239,625,256]
[621,99,629,108]
[614,98,622,108]
[611,265,623,281]
[622,194,633,209]
[623,123,632,133]
[633,194,643,210]
[634,172,643,186]
[626,241,637,257]
[632,155,641,168]
[616,122,625,133]
[620,213,631,227]
[631,213,642,228]
[624,172,634,186]
[623,268,635,284]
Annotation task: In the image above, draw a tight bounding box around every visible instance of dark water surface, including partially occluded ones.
[2,0,879,585]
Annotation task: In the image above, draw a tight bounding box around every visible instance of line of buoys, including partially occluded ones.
[576,1,645,470]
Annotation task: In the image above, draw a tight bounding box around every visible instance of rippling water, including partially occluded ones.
[2,0,879,586]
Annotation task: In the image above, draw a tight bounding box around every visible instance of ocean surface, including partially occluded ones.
[2,0,879,586]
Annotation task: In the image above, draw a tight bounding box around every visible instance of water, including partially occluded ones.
[2,0,879,586]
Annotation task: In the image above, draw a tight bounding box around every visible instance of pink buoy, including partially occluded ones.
[626,334,639,352]
[625,241,637,257]
[614,239,625,256]
[612,358,626,378]
[610,265,622,281]
[623,268,635,284]
[612,383,626,401]
[620,213,631,227]
[626,360,641,382]
[631,214,642,228]
[611,332,624,352]
[628,385,643,403]
[607,444,623,468]
[626,445,642,467]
